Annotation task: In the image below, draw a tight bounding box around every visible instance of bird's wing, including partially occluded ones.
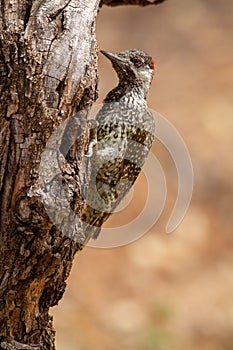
[81,108,155,243]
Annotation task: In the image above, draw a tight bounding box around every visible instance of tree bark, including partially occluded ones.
[0,0,99,348]
[0,0,165,349]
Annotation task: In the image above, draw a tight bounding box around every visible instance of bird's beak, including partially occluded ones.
[100,50,125,66]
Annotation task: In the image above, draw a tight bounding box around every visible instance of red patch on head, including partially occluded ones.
[151,59,155,70]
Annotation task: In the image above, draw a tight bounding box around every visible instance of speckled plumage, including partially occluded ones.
[81,49,155,243]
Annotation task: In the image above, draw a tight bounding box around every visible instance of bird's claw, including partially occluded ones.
[85,119,98,158]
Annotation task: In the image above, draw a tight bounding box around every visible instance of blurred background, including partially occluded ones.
[51,0,233,349]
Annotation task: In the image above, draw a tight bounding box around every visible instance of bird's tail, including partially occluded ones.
[80,204,111,245]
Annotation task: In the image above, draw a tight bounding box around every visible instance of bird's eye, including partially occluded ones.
[132,58,143,67]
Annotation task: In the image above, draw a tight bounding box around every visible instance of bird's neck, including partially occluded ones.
[104,80,148,104]
[120,79,149,99]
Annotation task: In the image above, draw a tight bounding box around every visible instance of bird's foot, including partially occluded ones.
[85,119,99,157]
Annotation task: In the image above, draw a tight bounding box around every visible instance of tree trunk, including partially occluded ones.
[0,0,99,348]
[0,0,165,349]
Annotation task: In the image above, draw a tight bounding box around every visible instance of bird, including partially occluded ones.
[80,49,155,246]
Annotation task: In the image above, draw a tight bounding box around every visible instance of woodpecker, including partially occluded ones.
[81,49,155,245]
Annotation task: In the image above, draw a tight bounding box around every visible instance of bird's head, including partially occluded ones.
[100,49,155,95]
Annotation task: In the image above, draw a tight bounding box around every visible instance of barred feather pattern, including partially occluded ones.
[80,49,155,244]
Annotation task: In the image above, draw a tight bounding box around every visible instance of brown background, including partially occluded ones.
[51,1,233,349]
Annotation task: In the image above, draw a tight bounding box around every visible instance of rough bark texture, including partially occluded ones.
[0,0,99,349]
[0,0,164,349]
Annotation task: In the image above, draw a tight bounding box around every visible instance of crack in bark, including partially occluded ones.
[23,0,33,30]
[49,0,72,22]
